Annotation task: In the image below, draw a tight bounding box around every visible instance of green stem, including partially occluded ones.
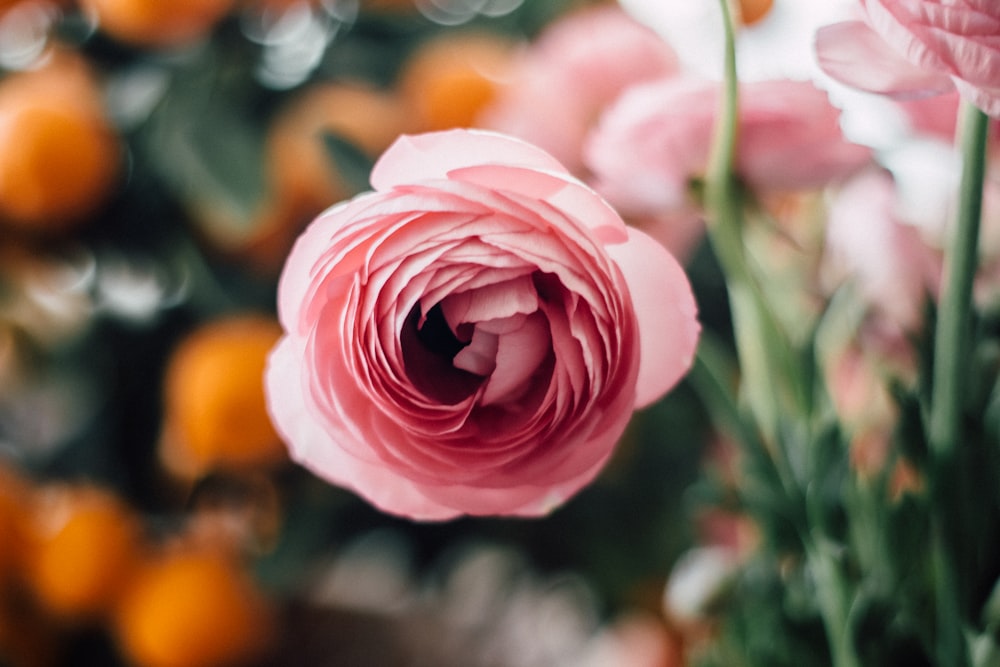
[929,102,990,459]
[927,101,989,667]
[703,0,805,444]
[705,0,742,277]
[703,0,780,439]
[807,539,862,667]
[704,4,862,667]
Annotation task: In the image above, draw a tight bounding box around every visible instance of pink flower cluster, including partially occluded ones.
[481,3,873,261]
[267,0,1000,521]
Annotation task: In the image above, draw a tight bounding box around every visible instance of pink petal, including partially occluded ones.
[275,198,362,333]
[480,312,550,405]
[452,327,499,376]
[864,0,1000,87]
[425,450,615,518]
[604,228,699,407]
[370,129,570,192]
[266,337,462,521]
[448,164,629,244]
[439,275,539,330]
[954,78,1000,118]
[816,20,955,99]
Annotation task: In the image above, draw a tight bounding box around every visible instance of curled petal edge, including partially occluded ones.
[605,228,700,408]
[815,21,955,100]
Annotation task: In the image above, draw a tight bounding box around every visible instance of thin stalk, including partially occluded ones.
[927,101,990,667]
[807,540,862,667]
[928,102,990,459]
[704,4,862,666]
[703,0,780,439]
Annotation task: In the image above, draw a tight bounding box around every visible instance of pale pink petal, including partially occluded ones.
[439,275,539,330]
[448,164,629,243]
[863,0,1000,87]
[604,228,699,407]
[266,337,461,521]
[413,430,621,517]
[816,21,955,99]
[954,78,1000,118]
[370,129,569,192]
[480,312,550,405]
[452,327,499,376]
[276,197,368,333]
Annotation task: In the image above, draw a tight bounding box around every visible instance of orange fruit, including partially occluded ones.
[113,546,273,667]
[736,0,773,25]
[397,31,515,131]
[23,484,144,620]
[160,314,286,478]
[79,0,236,48]
[0,463,32,586]
[0,52,121,234]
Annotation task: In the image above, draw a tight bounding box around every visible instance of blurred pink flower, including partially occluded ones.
[265,129,699,520]
[479,4,679,175]
[896,90,1000,145]
[816,0,1000,117]
[867,94,1000,306]
[585,78,871,220]
[822,168,938,331]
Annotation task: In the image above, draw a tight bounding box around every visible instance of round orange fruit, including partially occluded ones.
[23,484,144,619]
[0,463,32,586]
[113,546,273,667]
[79,0,236,48]
[160,314,286,478]
[0,53,121,234]
[397,31,515,131]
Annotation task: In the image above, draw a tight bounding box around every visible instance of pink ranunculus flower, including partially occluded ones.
[479,4,679,175]
[265,129,700,521]
[815,0,1000,117]
[821,167,939,332]
[584,77,872,220]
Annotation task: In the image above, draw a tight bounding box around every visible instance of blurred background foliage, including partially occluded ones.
[0,0,724,665]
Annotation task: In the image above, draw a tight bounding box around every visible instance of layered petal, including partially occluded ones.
[816,20,955,99]
[605,228,699,407]
[817,1,1000,117]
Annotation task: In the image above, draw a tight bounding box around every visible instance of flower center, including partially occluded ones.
[416,303,469,361]
[401,303,483,404]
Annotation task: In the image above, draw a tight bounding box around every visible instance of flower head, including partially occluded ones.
[816,0,1000,117]
[265,129,699,520]
[585,78,872,220]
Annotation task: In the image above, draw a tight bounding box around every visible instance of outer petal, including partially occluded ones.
[605,228,699,407]
[416,445,618,518]
[816,20,955,99]
[370,129,570,192]
[275,192,391,333]
[954,78,1000,118]
[863,0,1000,87]
[266,337,461,521]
